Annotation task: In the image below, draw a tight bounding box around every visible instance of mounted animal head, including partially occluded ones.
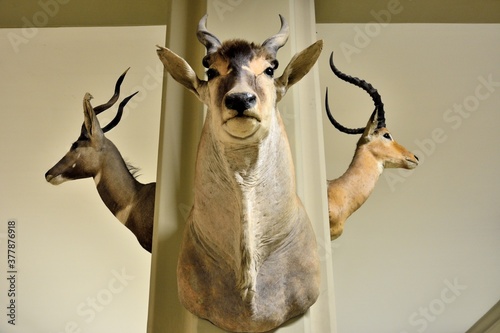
[325,52,419,170]
[157,14,323,143]
[45,70,138,185]
[156,16,323,331]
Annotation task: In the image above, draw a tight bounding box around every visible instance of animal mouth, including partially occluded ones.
[45,173,66,185]
[223,110,261,139]
[406,158,419,169]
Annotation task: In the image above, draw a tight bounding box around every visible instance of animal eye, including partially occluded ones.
[206,68,219,80]
[264,67,274,77]
[383,133,392,140]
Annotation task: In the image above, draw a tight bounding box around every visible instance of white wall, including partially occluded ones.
[318,24,500,333]
[0,26,164,333]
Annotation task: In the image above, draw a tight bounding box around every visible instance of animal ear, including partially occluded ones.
[275,40,323,100]
[156,45,208,102]
[82,93,104,142]
[363,108,379,137]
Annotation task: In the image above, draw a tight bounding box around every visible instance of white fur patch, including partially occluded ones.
[48,175,68,185]
[116,204,133,225]
[94,172,102,186]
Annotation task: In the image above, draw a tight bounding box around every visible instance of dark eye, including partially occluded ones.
[383,133,392,140]
[206,68,219,80]
[264,67,274,77]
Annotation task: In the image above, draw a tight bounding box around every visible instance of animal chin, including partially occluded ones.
[405,159,419,169]
[46,174,67,185]
[223,116,261,139]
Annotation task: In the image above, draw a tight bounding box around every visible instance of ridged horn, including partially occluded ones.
[325,88,365,134]
[327,52,386,131]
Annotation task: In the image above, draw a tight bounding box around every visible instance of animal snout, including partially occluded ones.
[45,171,53,182]
[225,92,256,115]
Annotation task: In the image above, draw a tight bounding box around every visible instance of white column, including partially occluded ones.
[148,0,337,331]
[147,0,207,332]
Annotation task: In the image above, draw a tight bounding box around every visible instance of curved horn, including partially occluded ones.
[94,68,130,114]
[102,91,139,133]
[325,88,364,134]
[261,14,289,57]
[329,52,386,128]
[197,14,222,67]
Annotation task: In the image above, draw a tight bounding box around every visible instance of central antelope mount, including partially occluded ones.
[325,53,419,240]
[157,15,323,332]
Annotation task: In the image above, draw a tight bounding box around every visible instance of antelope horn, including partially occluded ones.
[94,68,130,114]
[197,14,222,68]
[261,14,289,58]
[325,88,365,134]
[102,91,139,133]
[328,52,386,129]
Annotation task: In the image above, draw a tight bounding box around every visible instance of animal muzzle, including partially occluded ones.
[45,171,66,185]
[225,92,257,116]
[405,154,419,169]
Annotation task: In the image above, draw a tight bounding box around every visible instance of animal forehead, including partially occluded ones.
[375,128,390,134]
[208,39,274,71]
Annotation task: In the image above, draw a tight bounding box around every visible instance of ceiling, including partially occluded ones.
[1,0,500,28]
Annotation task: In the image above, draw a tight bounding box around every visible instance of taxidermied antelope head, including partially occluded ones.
[157,15,322,332]
[326,52,419,240]
[45,70,155,252]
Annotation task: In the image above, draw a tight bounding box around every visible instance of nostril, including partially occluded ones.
[225,92,256,114]
[414,155,419,161]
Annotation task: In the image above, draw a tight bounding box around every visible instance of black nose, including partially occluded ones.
[225,92,256,115]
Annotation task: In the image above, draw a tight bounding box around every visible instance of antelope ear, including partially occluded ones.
[364,108,379,137]
[275,40,323,101]
[156,45,208,102]
[82,93,104,142]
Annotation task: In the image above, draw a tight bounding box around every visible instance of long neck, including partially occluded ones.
[192,114,298,265]
[327,145,383,235]
[94,140,142,224]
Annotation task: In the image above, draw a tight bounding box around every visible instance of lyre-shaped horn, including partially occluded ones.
[326,52,386,133]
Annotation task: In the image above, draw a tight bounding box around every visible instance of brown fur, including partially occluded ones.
[157,15,323,332]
